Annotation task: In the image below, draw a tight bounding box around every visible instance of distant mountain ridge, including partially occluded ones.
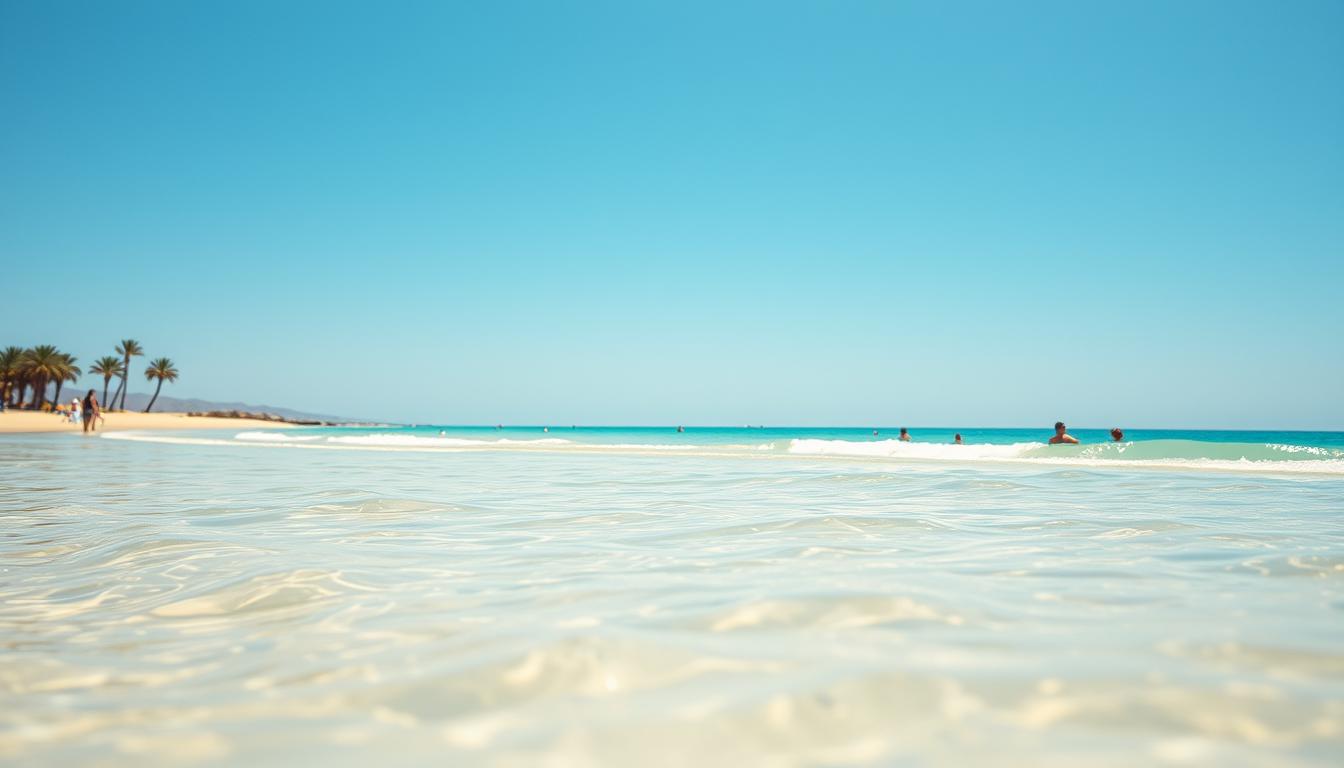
[113,393,357,423]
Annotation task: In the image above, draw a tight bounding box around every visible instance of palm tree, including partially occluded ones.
[51,353,81,407]
[0,346,23,407]
[111,339,143,411]
[10,347,32,408]
[143,357,179,412]
[90,356,123,407]
[15,346,36,408]
[21,345,65,410]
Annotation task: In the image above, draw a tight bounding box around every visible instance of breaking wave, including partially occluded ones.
[92,430,1344,475]
[324,434,573,448]
[784,437,1344,474]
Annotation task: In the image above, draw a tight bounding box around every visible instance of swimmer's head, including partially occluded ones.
[1110,428,1124,441]
[1055,421,1066,433]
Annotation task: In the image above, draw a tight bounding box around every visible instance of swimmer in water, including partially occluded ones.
[899,428,911,442]
[1049,421,1079,445]
[873,429,879,437]
[1110,427,1124,442]
[677,426,684,433]
[954,433,963,444]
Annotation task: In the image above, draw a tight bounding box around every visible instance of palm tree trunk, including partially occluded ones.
[110,375,124,412]
[53,380,64,406]
[32,376,47,410]
[102,377,111,407]
[145,379,163,412]
[118,360,129,410]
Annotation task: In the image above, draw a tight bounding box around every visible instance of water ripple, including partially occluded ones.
[1,433,1341,765]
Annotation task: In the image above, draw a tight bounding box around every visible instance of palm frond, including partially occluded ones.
[144,357,180,383]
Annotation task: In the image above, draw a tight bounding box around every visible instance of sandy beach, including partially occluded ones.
[0,410,299,434]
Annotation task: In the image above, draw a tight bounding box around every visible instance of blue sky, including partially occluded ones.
[3,1,1341,427]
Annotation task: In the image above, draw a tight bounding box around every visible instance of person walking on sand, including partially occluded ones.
[82,390,100,434]
[1049,421,1079,444]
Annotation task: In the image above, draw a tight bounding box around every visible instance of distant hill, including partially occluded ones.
[115,393,357,423]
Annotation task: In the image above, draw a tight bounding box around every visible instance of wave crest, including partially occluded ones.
[788,438,1035,461]
[325,434,574,448]
[234,431,325,443]
[99,430,1344,476]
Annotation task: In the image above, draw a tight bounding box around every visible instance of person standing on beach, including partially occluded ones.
[82,390,99,434]
[70,398,82,425]
[1049,421,1079,444]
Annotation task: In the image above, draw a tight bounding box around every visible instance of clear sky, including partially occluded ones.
[3,1,1341,428]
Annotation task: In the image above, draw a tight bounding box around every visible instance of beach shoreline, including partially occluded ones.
[0,410,300,434]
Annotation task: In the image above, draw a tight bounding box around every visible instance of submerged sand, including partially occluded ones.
[3,429,1341,765]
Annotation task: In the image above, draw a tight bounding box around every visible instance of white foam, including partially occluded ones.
[586,443,763,452]
[788,438,1036,461]
[96,431,1344,476]
[234,431,325,443]
[1266,443,1339,457]
[323,434,573,448]
[1020,456,1344,475]
[785,438,1344,475]
[319,436,768,455]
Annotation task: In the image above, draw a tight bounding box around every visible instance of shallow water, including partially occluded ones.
[227,425,1344,474]
[1,430,1342,766]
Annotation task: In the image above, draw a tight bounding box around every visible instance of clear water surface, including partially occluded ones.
[1,426,1341,766]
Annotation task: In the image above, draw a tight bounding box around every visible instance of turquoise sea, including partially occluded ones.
[221,425,1344,472]
[2,425,1342,766]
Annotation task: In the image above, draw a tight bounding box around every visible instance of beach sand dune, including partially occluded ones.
[0,411,298,434]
